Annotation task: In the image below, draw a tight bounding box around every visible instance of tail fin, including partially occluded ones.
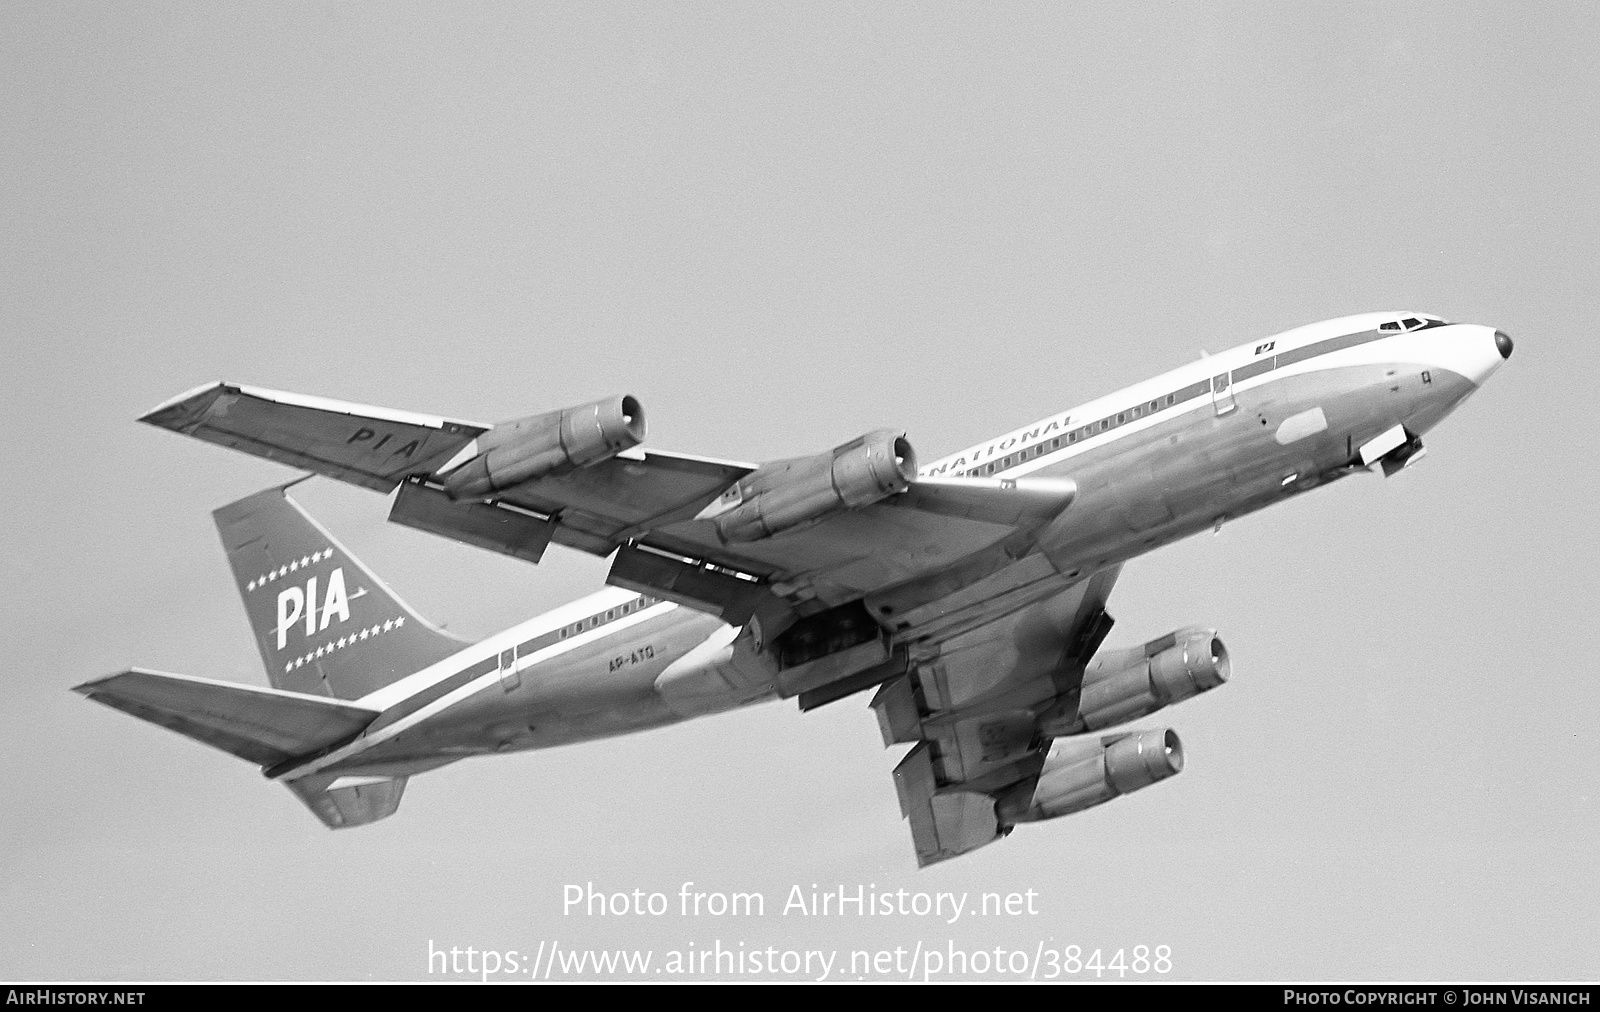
[214,483,469,700]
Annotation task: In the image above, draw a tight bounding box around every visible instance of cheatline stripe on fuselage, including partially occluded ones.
[362,592,670,734]
[920,322,1439,482]
[354,587,662,714]
[280,598,681,778]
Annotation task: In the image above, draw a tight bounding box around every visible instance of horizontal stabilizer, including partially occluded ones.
[286,775,407,829]
[74,668,380,768]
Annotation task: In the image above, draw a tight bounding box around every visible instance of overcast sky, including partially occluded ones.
[4,3,1596,982]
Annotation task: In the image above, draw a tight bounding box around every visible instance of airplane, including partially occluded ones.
[76,311,1513,866]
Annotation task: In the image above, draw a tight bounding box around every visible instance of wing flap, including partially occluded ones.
[498,450,754,540]
[74,668,380,768]
[140,383,488,493]
[875,567,1124,866]
[389,478,558,564]
[894,743,1007,866]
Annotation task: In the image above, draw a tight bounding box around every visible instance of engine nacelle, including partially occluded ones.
[440,395,644,500]
[709,428,915,542]
[1003,728,1183,823]
[1068,629,1229,733]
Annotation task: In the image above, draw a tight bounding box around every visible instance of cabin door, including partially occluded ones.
[1212,371,1237,416]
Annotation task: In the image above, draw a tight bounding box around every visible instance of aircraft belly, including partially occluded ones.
[1037,362,1451,575]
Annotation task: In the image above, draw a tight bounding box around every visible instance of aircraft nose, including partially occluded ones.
[1494,330,1514,360]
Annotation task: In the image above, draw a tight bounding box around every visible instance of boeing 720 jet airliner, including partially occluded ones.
[78,312,1513,865]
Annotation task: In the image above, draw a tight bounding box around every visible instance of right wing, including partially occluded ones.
[875,566,1122,867]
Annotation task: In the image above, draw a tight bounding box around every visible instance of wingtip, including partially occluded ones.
[71,672,122,695]
[138,381,228,425]
[73,667,161,695]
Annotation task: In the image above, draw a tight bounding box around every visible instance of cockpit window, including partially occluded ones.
[1381,316,1440,333]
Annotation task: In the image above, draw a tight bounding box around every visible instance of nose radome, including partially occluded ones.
[1494,330,1514,360]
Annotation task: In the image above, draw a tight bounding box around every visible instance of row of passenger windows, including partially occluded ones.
[556,595,660,640]
[955,319,1437,478]
[959,381,1209,476]
[498,594,664,670]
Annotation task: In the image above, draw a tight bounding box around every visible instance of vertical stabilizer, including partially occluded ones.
[214,484,469,699]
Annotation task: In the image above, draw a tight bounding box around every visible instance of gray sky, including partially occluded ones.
[3,3,1596,981]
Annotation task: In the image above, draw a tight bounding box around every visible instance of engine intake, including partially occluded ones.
[709,428,915,542]
[1003,728,1183,823]
[1067,629,1228,733]
[440,395,644,500]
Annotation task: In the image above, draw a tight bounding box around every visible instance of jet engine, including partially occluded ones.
[1049,628,1229,734]
[709,428,915,542]
[439,395,644,500]
[1003,728,1183,823]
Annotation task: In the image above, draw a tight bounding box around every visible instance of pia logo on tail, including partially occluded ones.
[276,567,356,649]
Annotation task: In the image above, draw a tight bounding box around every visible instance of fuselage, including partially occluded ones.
[289,312,1510,785]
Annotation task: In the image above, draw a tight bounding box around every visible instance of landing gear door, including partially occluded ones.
[1212,372,1236,416]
